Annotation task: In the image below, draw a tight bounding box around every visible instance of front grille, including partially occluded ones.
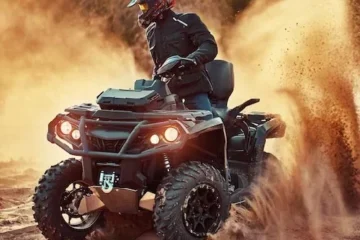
[88,136,126,153]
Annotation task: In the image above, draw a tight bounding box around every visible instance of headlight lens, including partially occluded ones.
[71,130,81,140]
[150,134,160,145]
[60,121,72,135]
[164,127,179,142]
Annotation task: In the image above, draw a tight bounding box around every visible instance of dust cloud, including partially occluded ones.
[0,0,142,165]
[212,0,360,239]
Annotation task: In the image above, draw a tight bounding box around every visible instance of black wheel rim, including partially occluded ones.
[60,181,101,230]
[182,184,222,237]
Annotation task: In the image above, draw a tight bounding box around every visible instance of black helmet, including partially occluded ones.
[127,0,176,27]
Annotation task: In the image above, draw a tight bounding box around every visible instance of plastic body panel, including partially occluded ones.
[96,88,162,111]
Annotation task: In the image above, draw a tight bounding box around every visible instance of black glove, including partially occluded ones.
[178,58,197,70]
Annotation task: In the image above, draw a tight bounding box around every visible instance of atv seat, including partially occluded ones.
[205,60,234,120]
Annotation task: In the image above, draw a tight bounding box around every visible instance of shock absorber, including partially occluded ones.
[163,153,171,172]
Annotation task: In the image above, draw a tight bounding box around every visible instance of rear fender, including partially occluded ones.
[266,116,286,139]
[253,118,285,162]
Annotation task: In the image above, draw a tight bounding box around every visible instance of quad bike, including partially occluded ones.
[32,56,285,240]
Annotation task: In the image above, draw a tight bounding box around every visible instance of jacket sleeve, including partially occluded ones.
[182,13,218,64]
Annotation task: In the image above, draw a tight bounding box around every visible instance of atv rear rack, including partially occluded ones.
[47,114,189,160]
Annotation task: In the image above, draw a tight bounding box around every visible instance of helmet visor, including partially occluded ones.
[127,0,138,8]
[138,2,149,12]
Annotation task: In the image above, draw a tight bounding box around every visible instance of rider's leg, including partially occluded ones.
[183,93,213,119]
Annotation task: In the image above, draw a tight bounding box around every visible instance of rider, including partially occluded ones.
[127,0,218,117]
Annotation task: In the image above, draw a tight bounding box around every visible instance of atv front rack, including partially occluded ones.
[47,114,189,160]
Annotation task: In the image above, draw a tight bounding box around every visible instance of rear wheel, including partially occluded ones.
[33,159,103,240]
[154,161,230,240]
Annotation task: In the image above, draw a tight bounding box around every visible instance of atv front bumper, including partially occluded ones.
[47,114,189,160]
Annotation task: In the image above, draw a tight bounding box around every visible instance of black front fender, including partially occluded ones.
[185,117,229,179]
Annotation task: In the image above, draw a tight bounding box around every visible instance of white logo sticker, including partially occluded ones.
[99,171,115,193]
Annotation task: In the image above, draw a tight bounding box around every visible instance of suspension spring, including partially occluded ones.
[163,153,171,172]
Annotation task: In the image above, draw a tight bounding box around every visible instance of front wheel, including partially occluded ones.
[154,161,230,240]
[32,158,103,240]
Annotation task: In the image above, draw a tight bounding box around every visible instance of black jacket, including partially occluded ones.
[145,10,218,98]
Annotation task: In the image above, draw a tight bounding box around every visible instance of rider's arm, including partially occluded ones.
[182,13,218,64]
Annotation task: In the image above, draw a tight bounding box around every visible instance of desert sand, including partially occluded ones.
[0,160,42,240]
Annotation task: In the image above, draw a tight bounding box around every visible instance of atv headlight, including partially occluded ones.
[71,130,81,140]
[150,134,160,145]
[60,121,72,135]
[164,127,179,142]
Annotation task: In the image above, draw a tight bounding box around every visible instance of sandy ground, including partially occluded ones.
[0,160,42,240]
